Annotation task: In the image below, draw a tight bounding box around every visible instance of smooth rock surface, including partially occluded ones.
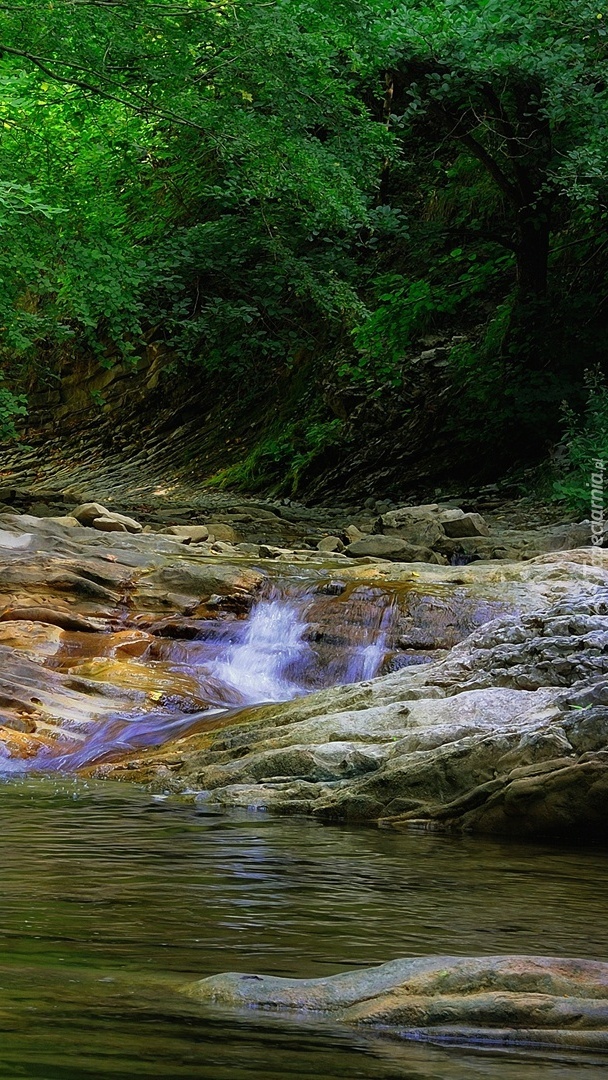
[185,954,608,1049]
[73,502,143,533]
[346,535,443,563]
[100,556,608,838]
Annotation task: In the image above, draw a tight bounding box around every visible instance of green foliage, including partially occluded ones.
[349,250,513,387]
[553,370,608,514]
[0,376,27,442]
[209,414,344,494]
[0,0,605,483]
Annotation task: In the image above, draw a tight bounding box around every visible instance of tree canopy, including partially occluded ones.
[0,1,607,483]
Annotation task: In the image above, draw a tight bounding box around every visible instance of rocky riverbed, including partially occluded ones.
[1,482,607,1060]
[0,495,606,841]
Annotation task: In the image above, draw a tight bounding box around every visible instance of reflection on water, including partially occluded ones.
[0,778,606,1078]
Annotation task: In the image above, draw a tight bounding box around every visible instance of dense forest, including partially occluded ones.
[0,0,607,504]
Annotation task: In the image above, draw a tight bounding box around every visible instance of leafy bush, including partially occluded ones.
[348,251,513,389]
[0,378,27,442]
[553,369,608,515]
[208,415,344,494]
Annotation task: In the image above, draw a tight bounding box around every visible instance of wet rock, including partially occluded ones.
[140,563,263,608]
[105,563,608,838]
[258,545,283,559]
[184,954,608,1049]
[0,606,104,632]
[0,529,33,550]
[0,620,65,660]
[318,580,347,596]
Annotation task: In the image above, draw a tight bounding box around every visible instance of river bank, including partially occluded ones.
[0,503,606,835]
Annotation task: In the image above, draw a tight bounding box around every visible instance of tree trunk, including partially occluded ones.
[515,209,551,301]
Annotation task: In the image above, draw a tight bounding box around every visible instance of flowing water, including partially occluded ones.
[15,578,507,773]
[0,778,607,1080]
[15,583,403,772]
[1,580,605,1076]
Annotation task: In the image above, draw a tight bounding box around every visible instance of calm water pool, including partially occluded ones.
[0,777,606,1079]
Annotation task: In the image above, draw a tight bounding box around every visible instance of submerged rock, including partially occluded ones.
[184,954,608,1049]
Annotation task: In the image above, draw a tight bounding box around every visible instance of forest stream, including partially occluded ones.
[2,0,608,1073]
[0,778,606,1080]
[1,542,608,1077]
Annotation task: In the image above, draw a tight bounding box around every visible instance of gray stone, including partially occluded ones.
[439,510,490,538]
[378,513,444,549]
[344,525,365,543]
[384,504,439,522]
[101,571,608,839]
[162,525,210,543]
[317,536,344,553]
[205,523,239,543]
[346,535,441,563]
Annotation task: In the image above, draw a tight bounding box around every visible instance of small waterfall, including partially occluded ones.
[341,594,398,683]
[205,590,315,704]
[15,582,400,770]
[202,584,399,700]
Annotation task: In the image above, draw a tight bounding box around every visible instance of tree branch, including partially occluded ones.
[0,41,229,138]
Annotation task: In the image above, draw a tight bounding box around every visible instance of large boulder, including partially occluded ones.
[377,513,445,549]
[345,535,444,563]
[184,954,608,1049]
[72,502,143,533]
[438,509,490,538]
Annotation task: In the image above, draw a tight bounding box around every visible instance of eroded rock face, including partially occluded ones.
[184,954,608,1049]
[0,513,265,759]
[99,561,608,839]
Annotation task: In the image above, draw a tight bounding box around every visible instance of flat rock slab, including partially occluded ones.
[184,954,608,1050]
[100,556,608,839]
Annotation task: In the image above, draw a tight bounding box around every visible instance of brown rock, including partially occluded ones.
[184,954,608,1049]
[73,502,142,533]
[92,516,129,533]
